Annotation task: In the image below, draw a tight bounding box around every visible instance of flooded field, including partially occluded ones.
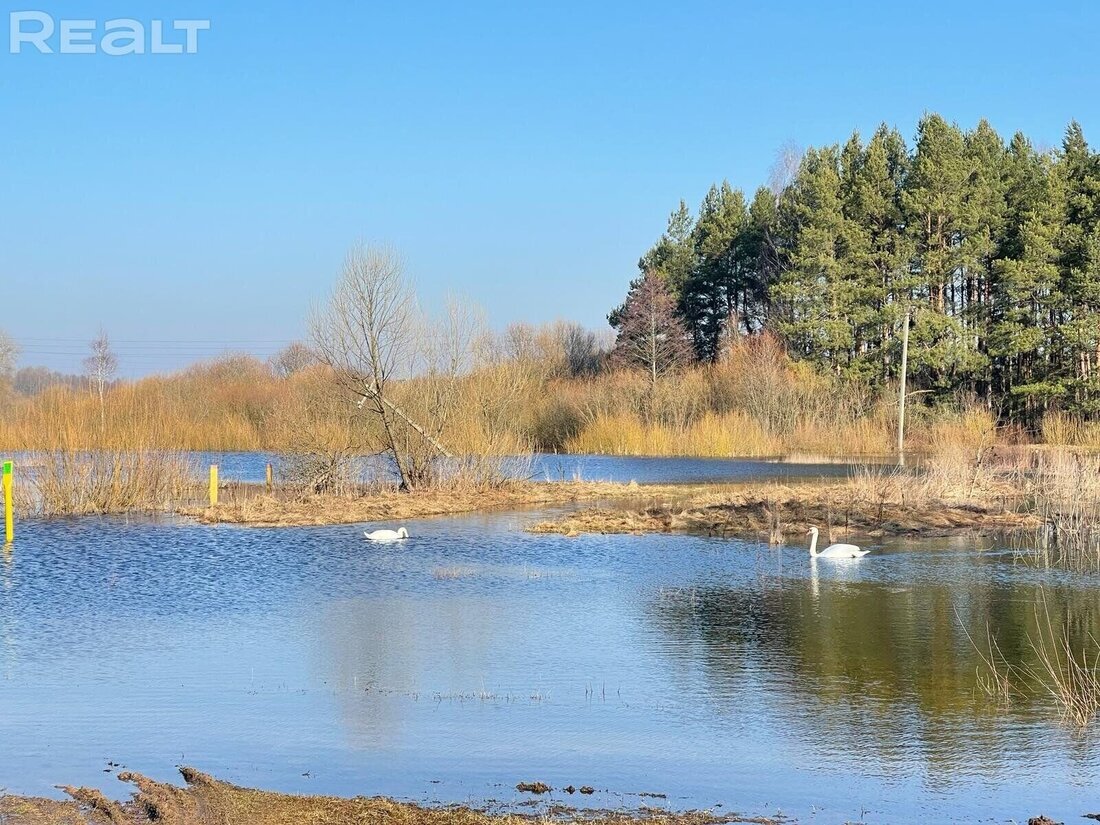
[0,459,1098,823]
[191,451,861,486]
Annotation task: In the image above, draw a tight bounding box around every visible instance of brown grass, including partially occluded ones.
[528,447,1040,540]
[21,450,193,517]
[0,767,767,825]
[0,334,1033,463]
[527,480,1034,540]
[180,480,680,527]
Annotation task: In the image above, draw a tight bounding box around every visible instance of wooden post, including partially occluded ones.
[209,464,219,507]
[897,306,911,466]
[266,463,273,492]
[3,460,12,544]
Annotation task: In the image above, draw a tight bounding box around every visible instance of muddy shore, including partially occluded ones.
[0,768,770,825]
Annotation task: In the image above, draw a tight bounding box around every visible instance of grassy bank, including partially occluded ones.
[0,768,765,825]
[527,481,1034,540]
[528,449,1046,541]
[180,479,695,527]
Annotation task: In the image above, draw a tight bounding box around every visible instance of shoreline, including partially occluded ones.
[0,768,773,825]
[174,477,1038,542]
[526,483,1037,539]
[175,480,712,528]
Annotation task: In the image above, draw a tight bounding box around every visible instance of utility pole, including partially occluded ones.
[897,305,911,466]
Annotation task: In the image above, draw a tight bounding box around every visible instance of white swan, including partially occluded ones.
[364,527,409,542]
[807,526,868,559]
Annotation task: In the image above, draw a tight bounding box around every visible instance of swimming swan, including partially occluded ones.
[807,526,868,559]
[364,527,409,542]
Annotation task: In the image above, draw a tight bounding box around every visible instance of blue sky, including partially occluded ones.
[1,0,1097,375]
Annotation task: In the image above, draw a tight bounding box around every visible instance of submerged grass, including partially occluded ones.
[965,591,1100,728]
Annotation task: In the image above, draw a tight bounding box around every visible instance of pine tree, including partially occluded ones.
[848,125,912,380]
[640,201,696,300]
[1056,121,1100,411]
[684,182,748,361]
[902,114,987,393]
[772,146,853,370]
[959,119,1008,399]
[743,186,781,332]
[988,134,1064,423]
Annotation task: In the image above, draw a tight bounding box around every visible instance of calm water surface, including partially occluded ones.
[1,462,1098,823]
[194,451,860,485]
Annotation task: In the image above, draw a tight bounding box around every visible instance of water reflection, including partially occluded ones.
[644,538,1100,784]
[2,515,1100,821]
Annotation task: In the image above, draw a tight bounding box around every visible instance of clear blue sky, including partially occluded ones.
[2,0,1097,375]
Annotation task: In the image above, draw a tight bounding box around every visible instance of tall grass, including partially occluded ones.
[1026,592,1100,726]
[566,410,779,457]
[0,335,1069,465]
[966,592,1100,727]
[1010,451,1100,572]
[26,449,192,516]
[1042,412,1100,449]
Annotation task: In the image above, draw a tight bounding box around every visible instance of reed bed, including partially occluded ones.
[23,449,192,516]
[1041,411,1100,449]
[1004,451,1100,571]
[0,339,1069,463]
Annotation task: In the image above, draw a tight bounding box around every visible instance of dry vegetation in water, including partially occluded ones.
[180,480,688,527]
[0,768,769,825]
[528,449,1041,540]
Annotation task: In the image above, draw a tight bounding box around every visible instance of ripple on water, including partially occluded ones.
[0,507,1098,822]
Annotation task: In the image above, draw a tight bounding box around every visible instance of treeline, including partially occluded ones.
[617,114,1100,427]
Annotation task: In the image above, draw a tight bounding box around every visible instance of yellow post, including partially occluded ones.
[3,460,13,545]
[209,464,219,507]
[266,463,273,492]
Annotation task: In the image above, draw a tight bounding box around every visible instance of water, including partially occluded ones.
[1,464,1098,822]
[193,451,861,485]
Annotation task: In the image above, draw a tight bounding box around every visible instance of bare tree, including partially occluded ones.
[557,322,602,377]
[269,341,319,379]
[767,140,804,198]
[311,244,455,490]
[84,330,118,430]
[0,329,18,388]
[610,271,693,386]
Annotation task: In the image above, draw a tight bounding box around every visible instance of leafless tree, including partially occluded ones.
[767,140,804,198]
[0,329,18,388]
[557,322,603,377]
[84,330,118,430]
[311,244,456,490]
[269,341,319,379]
[610,271,693,386]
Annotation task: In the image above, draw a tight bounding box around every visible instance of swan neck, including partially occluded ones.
[809,529,819,557]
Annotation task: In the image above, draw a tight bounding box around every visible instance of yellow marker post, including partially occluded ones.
[209,464,219,507]
[3,460,13,545]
